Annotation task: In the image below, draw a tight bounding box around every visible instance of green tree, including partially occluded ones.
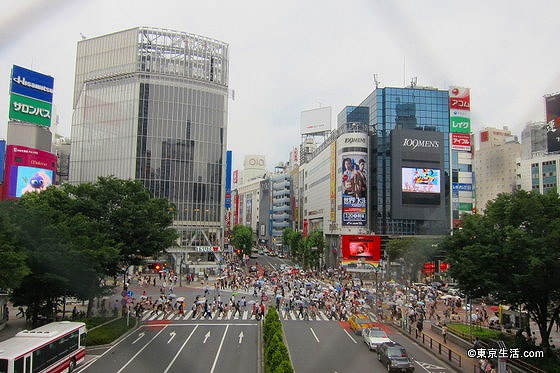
[0,201,29,290]
[385,237,441,281]
[10,177,178,320]
[231,225,253,256]
[282,228,303,263]
[442,190,560,354]
[303,230,325,270]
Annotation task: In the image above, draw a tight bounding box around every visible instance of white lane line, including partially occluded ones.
[210,324,230,373]
[117,326,168,373]
[163,325,199,373]
[310,327,320,343]
[343,329,357,343]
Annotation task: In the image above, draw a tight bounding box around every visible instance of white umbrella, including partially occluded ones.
[176,297,185,302]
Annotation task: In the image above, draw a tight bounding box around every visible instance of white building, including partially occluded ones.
[474,127,521,213]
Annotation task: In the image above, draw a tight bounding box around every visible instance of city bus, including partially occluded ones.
[0,321,86,373]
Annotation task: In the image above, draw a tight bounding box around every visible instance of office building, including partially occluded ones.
[69,27,229,269]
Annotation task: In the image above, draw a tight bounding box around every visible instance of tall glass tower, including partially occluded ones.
[360,87,451,236]
[70,27,229,262]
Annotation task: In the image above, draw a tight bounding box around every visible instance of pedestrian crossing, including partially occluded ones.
[140,309,335,322]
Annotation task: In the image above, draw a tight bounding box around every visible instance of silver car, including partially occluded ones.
[362,327,392,351]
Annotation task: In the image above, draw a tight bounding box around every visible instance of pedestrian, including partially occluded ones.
[442,323,447,343]
[473,337,481,349]
[16,306,25,318]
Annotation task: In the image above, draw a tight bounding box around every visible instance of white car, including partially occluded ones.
[362,327,392,351]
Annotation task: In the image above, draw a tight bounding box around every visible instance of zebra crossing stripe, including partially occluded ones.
[319,311,329,321]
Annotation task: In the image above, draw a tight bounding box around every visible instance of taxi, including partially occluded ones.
[348,313,376,334]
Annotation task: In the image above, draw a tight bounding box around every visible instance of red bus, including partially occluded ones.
[0,321,86,373]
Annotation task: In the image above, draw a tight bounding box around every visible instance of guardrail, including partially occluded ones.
[397,320,464,368]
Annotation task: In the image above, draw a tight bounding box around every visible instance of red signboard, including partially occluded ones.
[340,235,381,261]
[451,133,471,151]
[3,145,57,199]
[449,87,470,111]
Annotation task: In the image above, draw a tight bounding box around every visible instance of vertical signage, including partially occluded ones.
[449,87,471,134]
[9,65,54,127]
[341,134,368,227]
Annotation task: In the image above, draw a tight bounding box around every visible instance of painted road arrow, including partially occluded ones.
[238,331,244,344]
[203,331,211,343]
[168,331,176,344]
[132,332,145,344]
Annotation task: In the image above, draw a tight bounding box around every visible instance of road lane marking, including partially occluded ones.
[238,331,244,344]
[310,327,320,343]
[163,325,199,373]
[132,332,145,344]
[168,331,176,344]
[210,324,230,373]
[203,331,211,343]
[343,329,357,344]
[117,326,168,373]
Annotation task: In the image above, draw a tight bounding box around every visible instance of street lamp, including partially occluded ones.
[179,253,185,287]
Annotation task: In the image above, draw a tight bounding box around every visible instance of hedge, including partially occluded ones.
[263,307,293,373]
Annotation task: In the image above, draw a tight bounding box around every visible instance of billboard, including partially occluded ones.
[0,140,5,183]
[339,133,368,227]
[340,235,381,264]
[301,107,332,135]
[3,145,57,199]
[11,65,54,104]
[9,93,52,127]
[402,168,441,194]
[451,133,471,151]
[225,150,232,209]
[546,94,560,128]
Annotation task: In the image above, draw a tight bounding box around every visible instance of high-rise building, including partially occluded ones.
[360,87,451,236]
[473,127,520,213]
[69,27,229,268]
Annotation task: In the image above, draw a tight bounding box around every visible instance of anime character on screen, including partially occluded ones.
[20,170,53,195]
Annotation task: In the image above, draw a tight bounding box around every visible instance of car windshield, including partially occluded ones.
[371,330,388,338]
[356,318,373,324]
[387,347,407,357]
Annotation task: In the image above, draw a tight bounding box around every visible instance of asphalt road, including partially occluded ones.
[78,321,259,373]
[283,318,454,373]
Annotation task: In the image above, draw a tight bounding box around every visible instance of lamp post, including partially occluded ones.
[179,253,185,287]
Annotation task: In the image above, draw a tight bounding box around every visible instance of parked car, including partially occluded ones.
[348,314,376,335]
[377,342,415,372]
[362,327,392,351]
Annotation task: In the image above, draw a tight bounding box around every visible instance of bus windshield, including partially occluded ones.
[0,359,8,373]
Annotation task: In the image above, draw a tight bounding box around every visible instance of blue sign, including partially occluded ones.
[127,290,134,297]
[10,65,54,104]
[0,140,5,183]
[452,183,472,192]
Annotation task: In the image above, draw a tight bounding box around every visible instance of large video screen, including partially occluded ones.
[402,167,441,193]
[8,166,54,197]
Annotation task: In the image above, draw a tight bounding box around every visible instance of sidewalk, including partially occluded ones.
[392,318,478,373]
[0,305,31,342]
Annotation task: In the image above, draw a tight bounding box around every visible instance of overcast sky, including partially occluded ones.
[1,0,559,171]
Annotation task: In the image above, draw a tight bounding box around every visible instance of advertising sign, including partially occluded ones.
[546,94,560,128]
[451,133,471,151]
[225,150,232,209]
[449,87,470,111]
[11,65,54,104]
[3,145,57,199]
[402,168,441,194]
[0,140,5,183]
[300,106,332,135]
[9,93,52,127]
[341,155,367,226]
[340,235,381,262]
[449,87,471,134]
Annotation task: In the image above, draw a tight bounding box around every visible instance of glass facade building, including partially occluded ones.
[70,27,229,256]
[360,87,451,235]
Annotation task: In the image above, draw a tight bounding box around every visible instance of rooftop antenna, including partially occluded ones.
[410,77,417,88]
[374,74,380,89]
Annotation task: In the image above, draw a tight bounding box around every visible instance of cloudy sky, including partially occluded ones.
[1,0,559,170]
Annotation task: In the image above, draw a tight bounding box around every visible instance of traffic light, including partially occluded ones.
[153,263,162,271]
